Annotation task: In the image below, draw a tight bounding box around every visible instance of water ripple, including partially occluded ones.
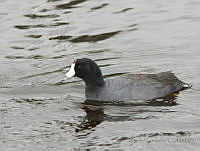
[75,98,177,132]
[69,31,121,43]
[94,57,120,62]
[25,34,42,38]
[12,97,55,105]
[49,31,120,42]
[115,8,134,14]
[50,22,69,26]
[10,46,25,50]
[5,55,45,60]
[24,14,59,19]
[55,0,88,9]
[39,9,51,12]
[15,21,69,30]
[47,0,63,2]
[19,67,66,80]
[1,0,199,149]
[14,24,48,30]
[49,35,72,40]
[90,3,108,11]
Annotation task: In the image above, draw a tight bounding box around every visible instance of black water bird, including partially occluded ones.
[65,58,190,102]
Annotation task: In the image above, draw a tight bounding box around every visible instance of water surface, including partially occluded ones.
[1,0,200,150]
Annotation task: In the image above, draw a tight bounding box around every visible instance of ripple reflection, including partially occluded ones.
[75,95,178,132]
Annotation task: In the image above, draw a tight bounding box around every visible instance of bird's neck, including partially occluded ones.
[83,75,105,87]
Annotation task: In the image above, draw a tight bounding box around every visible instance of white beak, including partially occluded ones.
[64,63,75,80]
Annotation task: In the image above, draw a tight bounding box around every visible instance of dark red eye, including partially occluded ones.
[77,65,81,69]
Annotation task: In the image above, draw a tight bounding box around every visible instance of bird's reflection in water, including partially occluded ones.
[75,94,178,132]
[75,104,105,132]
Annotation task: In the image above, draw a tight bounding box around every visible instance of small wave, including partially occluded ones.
[69,31,121,43]
[5,55,45,60]
[14,24,47,30]
[87,49,110,54]
[53,80,81,86]
[50,22,69,26]
[47,0,62,2]
[51,55,67,59]
[90,3,108,11]
[49,31,120,42]
[0,85,12,88]
[115,8,133,14]
[15,22,68,30]
[49,35,72,40]
[24,14,59,19]
[25,34,42,38]
[12,97,56,105]
[39,9,51,12]
[19,67,65,79]
[27,47,39,51]
[11,46,25,50]
[94,57,120,62]
[55,0,88,9]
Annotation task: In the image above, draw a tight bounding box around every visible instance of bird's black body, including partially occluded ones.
[66,58,190,102]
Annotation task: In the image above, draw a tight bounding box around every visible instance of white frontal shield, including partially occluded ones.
[64,63,75,80]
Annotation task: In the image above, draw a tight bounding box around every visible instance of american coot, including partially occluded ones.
[65,58,190,102]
